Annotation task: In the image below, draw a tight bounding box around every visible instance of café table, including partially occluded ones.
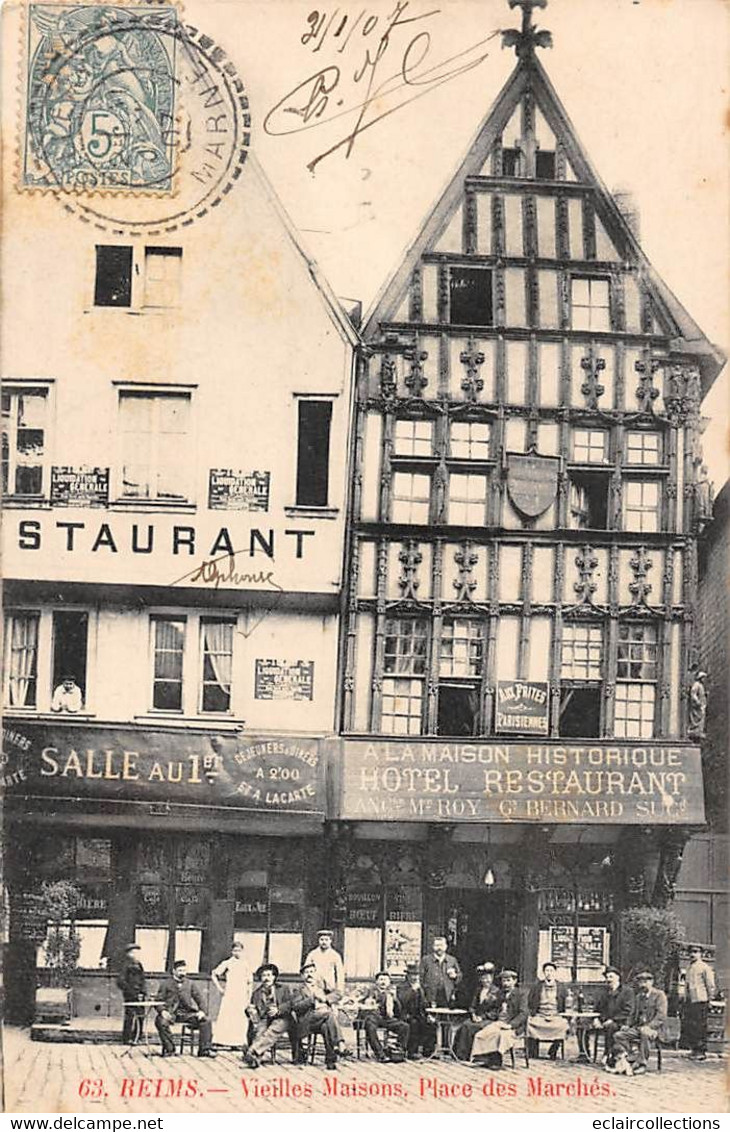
[121,1000,164,1056]
[425,1007,469,1060]
[561,1011,600,1064]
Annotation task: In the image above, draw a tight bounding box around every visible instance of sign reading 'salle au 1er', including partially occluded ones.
[496,681,549,736]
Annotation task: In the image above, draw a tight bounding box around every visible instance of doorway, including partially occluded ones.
[445,891,520,1003]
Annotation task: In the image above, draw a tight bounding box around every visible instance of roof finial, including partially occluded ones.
[502,0,552,59]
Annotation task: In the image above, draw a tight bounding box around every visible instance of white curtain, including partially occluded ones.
[5,614,38,707]
[203,622,232,696]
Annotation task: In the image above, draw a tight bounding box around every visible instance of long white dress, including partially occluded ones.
[212,954,253,1046]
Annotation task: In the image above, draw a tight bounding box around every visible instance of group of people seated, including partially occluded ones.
[117,931,670,1076]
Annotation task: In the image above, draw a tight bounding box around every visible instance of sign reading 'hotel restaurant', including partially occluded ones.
[340,739,705,824]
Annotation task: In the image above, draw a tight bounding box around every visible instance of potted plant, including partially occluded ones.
[619,906,685,988]
[34,880,83,1023]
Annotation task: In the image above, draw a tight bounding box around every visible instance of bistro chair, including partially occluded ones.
[179,1021,197,1055]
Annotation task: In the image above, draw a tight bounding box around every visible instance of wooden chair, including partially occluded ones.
[594,1017,681,1073]
[526,1037,565,1063]
[179,1021,197,1055]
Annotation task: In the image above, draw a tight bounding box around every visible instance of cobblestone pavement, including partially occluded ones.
[3,1029,727,1115]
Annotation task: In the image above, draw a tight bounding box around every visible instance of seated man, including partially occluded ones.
[292,959,339,1071]
[396,963,436,1059]
[594,966,634,1069]
[244,963,298,1068]
[612,970,667,1076]
[500,969,526,1038]
[155,959,216,1058]
[526,961,569,1060]
[360,971,409,1063]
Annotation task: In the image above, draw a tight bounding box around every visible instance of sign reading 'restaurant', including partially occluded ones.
[339,739,705,824]
[1,724,324,816]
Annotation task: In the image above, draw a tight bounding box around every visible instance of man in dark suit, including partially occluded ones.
[500,969,527,1035]
[612,970,667,1076]
[396,963,436,1058]
[155,959,216,1058]
[244,963,298,1068]
[360,971,409,1062]
[291,959,340,1071]
[116,942,146,1044]
[593,966,635,1068]
[419,936,463,1007]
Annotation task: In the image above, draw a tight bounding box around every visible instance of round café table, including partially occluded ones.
[425,1007,469,1060]
[561,1011,600,1064]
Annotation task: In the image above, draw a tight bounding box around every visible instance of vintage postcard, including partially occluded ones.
[1,0,728,1117]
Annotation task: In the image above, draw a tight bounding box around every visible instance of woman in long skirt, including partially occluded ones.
[454,963,513,1067]
[211,941,253,1048]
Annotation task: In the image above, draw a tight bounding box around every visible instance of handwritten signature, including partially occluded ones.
[171,550,280,591]
[264,2,499,172]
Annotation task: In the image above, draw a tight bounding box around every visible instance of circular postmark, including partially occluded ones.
[23,4,250,232]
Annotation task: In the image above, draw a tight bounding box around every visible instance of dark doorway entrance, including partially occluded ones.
[445,891,520,1004]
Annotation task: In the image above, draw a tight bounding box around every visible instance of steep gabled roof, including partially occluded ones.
[363,50,725,392]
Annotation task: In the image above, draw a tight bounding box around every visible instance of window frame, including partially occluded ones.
[570,275,611,332]
[449,266,494,327]
[143,247,183,309]
[390,470,432,524]
[614,681,656,740]
[449,420,491,462]
[147,610,241,719]
[93,244,183,311]
[625,430,662,466]
[623,478,661,533]
[393,417,434,459]
[3,606,97,714]
[114,385,194,506]
[150,615,187,713]
[447,470,489,526]
[2,384,52,500]
[572,427,609,465]
[295,397,334,509]
[561,624,604,681]
[199,616,236,715]
[439,618,484,679]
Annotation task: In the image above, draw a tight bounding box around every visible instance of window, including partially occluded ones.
[52,611,88,705]
[394,418,433,457]
[569,472,609,529]
[144,247,182,308]
[450,421,490,460]
[624,480,660,533]
[437,685,480,736]
[152,617,186,710]
[626,431,661,465]
[94,245,133,307]
[381,678,424,735]
[450,267,493,326]
[502,147,521,176]
[382,619,428,735]
[573,428,608,464]
[200,619,234,713]
[384,618,428,676]
[535,150,556,179]
[2,388,47,496]
[296,400,332,507]
[440,619,484,677]
[391,472,431,523]
[559,685,601,737]
[561,625,603,680]
[571,277,610,332]
[448,473,487,525]
[3,612,39,708]
[118,390,191,502]
[615,626,658,739]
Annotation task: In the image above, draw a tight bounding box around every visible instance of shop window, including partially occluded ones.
[561,625,602,680]
[234,885,303,974]
[623,480,660,533]
[573,428,608,464]
[391,471,431,523]
[502,147,521,176]
[94,245,133,307]
[200,619,234,713]
[559,684,601,738]
[440,619,484,677]
[3,611,39,708]
[2,388,48,496]
[296,400,332,507]
[450,421,490,460]
[448,472,488,525]
[151,616,186,710]
[569,472,609,529]
[52,611,88,706]
[394,418,433,457]
[344,927,382,978]
[118,390,191,502]
[571,277,610,332]
[626,431,661,465]
[144,247,182,308]
[535,150,556,179]
[615,623,657,739]
[437,683,479,736]
[450,267,493,326]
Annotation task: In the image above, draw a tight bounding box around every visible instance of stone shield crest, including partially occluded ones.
[506,453,559,518]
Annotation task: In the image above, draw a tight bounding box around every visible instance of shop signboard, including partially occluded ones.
[496,681,549,736]
[550,926,608,969]
[208,469,270,512]
[3,724,325,817]
[50,466,109,507]
[339,738,705,824]
[254,660,314,701]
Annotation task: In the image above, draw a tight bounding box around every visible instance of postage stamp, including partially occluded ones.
[23,4,179,191]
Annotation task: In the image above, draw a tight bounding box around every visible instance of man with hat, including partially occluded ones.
[116,942,146,1044]
[360,970,410,1062]
[612,970,667,1076]
[292,958,340,1071]
[155,959,216,1058]
[397,963,436,1058]
[243,963,298,1068]
[419,936,463,1008]
[683,945,716,1061]
[593,967,634,1069]
[500,970,527,1037]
